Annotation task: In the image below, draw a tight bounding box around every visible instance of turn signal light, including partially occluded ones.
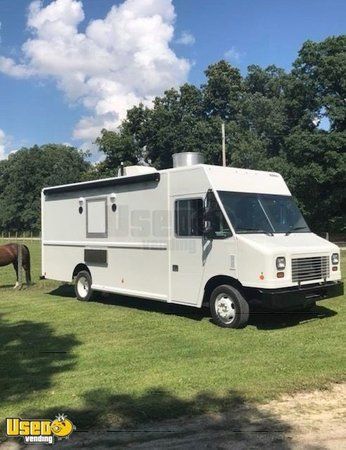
[277,272,284,278]
[332,266,337,271]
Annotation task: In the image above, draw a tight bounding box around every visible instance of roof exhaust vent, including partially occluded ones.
[172,152,204,168]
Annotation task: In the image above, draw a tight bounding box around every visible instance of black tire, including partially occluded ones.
[210,284,249,328]
[75,270,93,301]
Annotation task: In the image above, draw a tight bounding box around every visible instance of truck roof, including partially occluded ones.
[159,164,290,196]
[202,164,290,196]
[42,164,290,196]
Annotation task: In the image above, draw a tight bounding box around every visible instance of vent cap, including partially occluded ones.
[172,152,204,168]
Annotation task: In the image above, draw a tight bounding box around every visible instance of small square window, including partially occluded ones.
[175,199,203,237]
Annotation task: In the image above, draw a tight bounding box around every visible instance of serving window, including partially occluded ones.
[86,198,108,238]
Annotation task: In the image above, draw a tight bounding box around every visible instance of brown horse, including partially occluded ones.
[0,243,31,288]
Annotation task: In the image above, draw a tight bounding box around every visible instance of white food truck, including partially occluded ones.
[41,152,343,328]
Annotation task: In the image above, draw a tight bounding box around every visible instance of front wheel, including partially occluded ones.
[75,270,93,301]
[210,284,249,328]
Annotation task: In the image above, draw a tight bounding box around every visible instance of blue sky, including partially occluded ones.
[0,0,344,158]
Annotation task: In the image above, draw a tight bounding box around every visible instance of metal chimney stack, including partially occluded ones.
[172,152,204,168]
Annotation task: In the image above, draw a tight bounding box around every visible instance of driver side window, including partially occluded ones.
[206,191,232,239]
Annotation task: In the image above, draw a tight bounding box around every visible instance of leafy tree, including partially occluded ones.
[281,130,346,232]
[245,64,287,98]
[95,128,141,178]
[203,60,243,120]
[292,35,346,131]
[1,36,343,234]
[94,35,346,233]
[0,145,90,232]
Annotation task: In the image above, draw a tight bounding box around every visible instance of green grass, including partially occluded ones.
[0,241,345,431]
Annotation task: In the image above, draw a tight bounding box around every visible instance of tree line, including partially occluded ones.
[0,35,345,234]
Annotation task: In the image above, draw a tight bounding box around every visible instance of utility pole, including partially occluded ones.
[221,122,226,166]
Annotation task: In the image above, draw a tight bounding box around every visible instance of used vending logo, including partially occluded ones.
[6,414,75,445]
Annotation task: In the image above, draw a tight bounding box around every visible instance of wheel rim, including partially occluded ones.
[77,276,89,298]
[215,293,236,324]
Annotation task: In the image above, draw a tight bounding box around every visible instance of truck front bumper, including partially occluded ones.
[246,281,344,310]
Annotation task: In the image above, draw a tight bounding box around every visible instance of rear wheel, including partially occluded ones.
[75,270,93,301]
[210,284,249,328]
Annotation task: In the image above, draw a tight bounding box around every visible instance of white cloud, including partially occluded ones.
[224,46,241,62]
[0,129,6,160]
[176,31,195,46]
[0,0,191,144]
[0,56,34,78]
[0,130,16,159]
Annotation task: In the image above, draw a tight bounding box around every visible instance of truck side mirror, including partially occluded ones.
[203,205,213,222]
[203,223,215,239]
[203,206,216,239]
[203,190,217,239]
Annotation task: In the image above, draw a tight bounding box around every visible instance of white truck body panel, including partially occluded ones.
[41,164,342,308]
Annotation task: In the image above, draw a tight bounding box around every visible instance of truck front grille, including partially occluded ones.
[292,256,329,283]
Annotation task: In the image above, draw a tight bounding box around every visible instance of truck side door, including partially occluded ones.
[169,196,205,305]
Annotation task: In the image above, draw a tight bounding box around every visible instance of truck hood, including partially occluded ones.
[236,232,339,255]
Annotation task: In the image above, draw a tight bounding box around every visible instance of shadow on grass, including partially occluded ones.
[17,388,293,448]
[0,313,80,405]
[49,284,207,322]
[249,304,337,330]
[0,283,37,290]
[49,284,336,329]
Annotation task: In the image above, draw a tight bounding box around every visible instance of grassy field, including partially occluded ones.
[0,241,345,432]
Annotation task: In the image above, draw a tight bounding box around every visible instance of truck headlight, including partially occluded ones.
[276,257,286,270]
[331,253,339,265]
